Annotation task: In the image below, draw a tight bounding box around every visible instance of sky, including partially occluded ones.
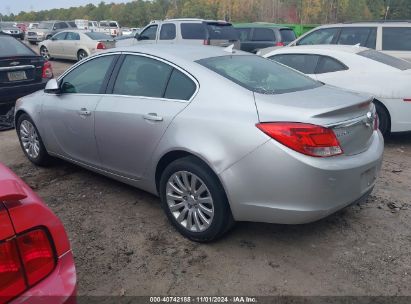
[0,0,133,15]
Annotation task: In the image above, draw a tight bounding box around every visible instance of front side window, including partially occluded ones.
[65,32,80,40]
[197,55,321,94]
[60,55,115,94]
[52,32,67,40]
[252,28,275,41]
[297,28,339,45]
[113,55,172,98]
[270,54,320,74]
[160,24,176,40]
[337,27,376,48]
[382,27,411,51]
[139,25,158,40]
[316,56,348,74]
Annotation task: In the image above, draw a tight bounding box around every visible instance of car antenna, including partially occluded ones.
[223,44,235,54]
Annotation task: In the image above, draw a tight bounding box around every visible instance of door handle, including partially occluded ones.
[143,113,163,122]
[78,108,91,117]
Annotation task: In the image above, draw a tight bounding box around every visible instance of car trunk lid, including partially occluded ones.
[254,85,376,156]
[0,56,44,87]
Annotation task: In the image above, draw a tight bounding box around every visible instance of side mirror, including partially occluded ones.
[53,26,57,30]
[44,79,60,94]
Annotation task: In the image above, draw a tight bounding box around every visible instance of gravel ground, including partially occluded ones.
[0,45,410,296]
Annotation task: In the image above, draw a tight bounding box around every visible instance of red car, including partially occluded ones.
[16,24,27,33]
[0,163,76,304]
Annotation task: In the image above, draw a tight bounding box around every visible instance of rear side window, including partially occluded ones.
[181,23,206,39]
[297,28,339,45]
[236,28,252,41]
[56,22,68,29]
[358,49,411,70]
[206,23,238,40]
[0,36,35,56]
[279,29,296,42]
[252,28,275,41]
[160,24,176,40]
[61,55,115,94]
[113,55,172,98]
[316,56,348,74]
[337,27,376,48]
[197,55,321,94]
[271,54,320,74]
[164,69,196,100]
[382,27,411,51]
[67,22,77,28]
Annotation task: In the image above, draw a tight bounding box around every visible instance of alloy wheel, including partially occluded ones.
[20,120,40,159]
[166,171,214,232]
[40,47,50,60]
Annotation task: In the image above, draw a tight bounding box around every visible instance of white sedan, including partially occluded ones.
[263,45,411,135]
[39,31,115,62]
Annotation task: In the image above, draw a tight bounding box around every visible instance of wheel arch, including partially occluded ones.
[373,98,391,133]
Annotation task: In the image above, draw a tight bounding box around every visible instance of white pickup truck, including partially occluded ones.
[98,20,122,37]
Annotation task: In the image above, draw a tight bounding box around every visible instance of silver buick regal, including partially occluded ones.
[15,45,384,241]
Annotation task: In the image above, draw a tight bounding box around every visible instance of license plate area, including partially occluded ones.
[7,70,28,82]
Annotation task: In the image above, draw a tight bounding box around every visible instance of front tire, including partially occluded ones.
[159,156,234,242]
[17,114,52,166]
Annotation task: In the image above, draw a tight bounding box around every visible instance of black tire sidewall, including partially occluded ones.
[159,156,233,242]
[17,114,51,166]
[78,50,87,61]
[375,103,390,136]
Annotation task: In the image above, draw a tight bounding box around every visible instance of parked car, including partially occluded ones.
[98,20,121,37]
[0,34,53,107]
[88,21,99,32]
[121,27,133,36]
[234,23,296,53]
[74,19,88,30]
[27,21,77,44]
[16,23,27,33]
[28,22,39,30]
[116,19,239,48]
[264,45,411,135]
[14,45,383,242]
[0,163,77,303]
[39,31,115,61]
[0,22,24,40]
[261,21,411,61]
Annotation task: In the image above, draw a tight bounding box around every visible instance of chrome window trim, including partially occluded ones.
[0,65,35,72]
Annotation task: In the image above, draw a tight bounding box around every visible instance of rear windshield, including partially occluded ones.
[280,29,296,42]
[85,32,113,40]
[197,55,321,94]
[0,36,35,56]
[38,22,53,30]
[358,49,411,70]
[181,22,238,40]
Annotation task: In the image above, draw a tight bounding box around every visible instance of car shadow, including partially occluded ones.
[385,131,411,146]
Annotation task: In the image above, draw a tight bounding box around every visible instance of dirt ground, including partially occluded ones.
[0,46,410,296]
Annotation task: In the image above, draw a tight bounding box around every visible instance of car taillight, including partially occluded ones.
[42,61,53,79]
[97,42,106,49]
[0,229,56,303]
[404,98,411,102]
[275,42,285,47]
[203,39,210,45]
[257,122,343,157]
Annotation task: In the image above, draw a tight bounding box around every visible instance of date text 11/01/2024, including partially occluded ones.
[149,297,258,303]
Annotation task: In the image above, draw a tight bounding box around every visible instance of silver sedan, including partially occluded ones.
[15,45,384,241]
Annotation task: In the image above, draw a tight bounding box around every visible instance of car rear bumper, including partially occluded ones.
[27,36,44,42]
[11,250,77,304]
[220,131,384,224]
[0,80,47,104]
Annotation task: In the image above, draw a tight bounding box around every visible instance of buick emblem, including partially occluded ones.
[10,61,20,66]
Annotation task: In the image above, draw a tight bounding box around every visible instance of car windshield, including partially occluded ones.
[0,36,35,57]
[197,55,321,94]
[109,22,119,27]
[38,22,53,30]
[358,49,411,71]
[85,32,113,40]
[206,23,238,40]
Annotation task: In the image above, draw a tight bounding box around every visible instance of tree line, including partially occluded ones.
[1,0,410,27]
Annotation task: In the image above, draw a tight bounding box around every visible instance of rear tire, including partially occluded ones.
[40,46,51,60]
[77,50,88,61]
[159,156,234,242]
[374,101,390,136]
[29,41,36,45]
[17,114,52,166]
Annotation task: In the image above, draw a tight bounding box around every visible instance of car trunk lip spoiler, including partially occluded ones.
[0,179,27,201]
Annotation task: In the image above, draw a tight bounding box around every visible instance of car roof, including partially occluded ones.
[316,21,411,28]
[106,44,248,63]
[234,23,290,29]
